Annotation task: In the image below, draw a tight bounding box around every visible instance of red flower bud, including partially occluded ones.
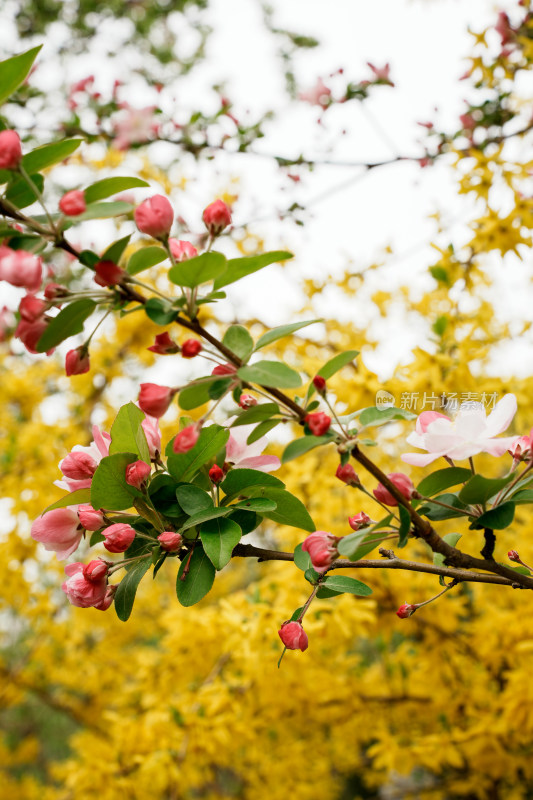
[169,239,198,262]
[83,559,109,582]
[138,383,176,418]
[44,282,69,300]
[301,530,339,573]
[335,463,360,486]
[173,424,200,454]
[59,190,86,216]
[125,460,151,489]
[305,411,331,436]
[94,260,126,287]
[158,531,183,552]
[181,339,202,358]
[102,523,136,553]
[209,464,225,484]
[77,504,105,531]
[312,376,326,394]
[396,602,417,619]
[278,620,308,651]
[0,130,22,170]
[134,195,174,239]
[348,512,372,531]
[93,584,117,611]
[19,294,46,322]
[65,347,90,376]
[238,394,257,409]
[508,550,521,562]
[373,473,414,507]
[202,199,232,236]
[147,332,179,355]
[212,363,237,376]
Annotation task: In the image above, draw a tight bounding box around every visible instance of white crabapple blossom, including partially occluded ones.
[225,421,281,472]
[401,393,519,467]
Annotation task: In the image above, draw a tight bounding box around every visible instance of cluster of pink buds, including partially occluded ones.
[302,530,340,573]
[62,559,110,609]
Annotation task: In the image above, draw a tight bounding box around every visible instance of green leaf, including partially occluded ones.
[127,245,167,275]
[254,319,321,351]
[243,487,315,531]
[84,176,149,204]
[220,468,284,498]
[101,234,132,265]
[176,545,216,606]
[176,485,213,516]
[178,378,217,411]
[316,350,359,380]
[358,406,416,426]
[5,173,44,208]
[231,402,280,426]
[433,533,462,568]
[432,315,448,337]
[316,575,372,598]
[109,402,150,463]
[200,517,242,570]
[222,325,254,361]
[230,498,277,512]
[509,489,533,504]
[227,509,259,534]
[282,434,335,464]
[213,251,293,290]
[246,419,281,444]
[397,505,411,548]
[91,453,140,510]
[36,298,95,352]
[23,139,82,174]
[417,467,473,498]
[43,488,91,514]
[337,530,391,561]
[475,502,515,530]
[144,297,177,326]
[0,46,42,106]
[167,425,230,483]
[430,266,450,285]
[418,493,468,521]
[458,475,513,505]
[114,557,152,622]
[293,542,312,572]
[169,251,227,288]
[237,360,301,389]
[66,201,133,222]
[208,378,233,400]
[179,506,231,533]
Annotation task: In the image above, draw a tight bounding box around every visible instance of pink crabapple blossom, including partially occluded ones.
[158,532,183,552]
[0,246,42,292]
[138,383,176,418]
[102,523,136,554]
[181,339,202,358]
[134,195,174,239]
[169,239,198,261]
[508,550,520,562]
[62,560,109,608]
[77,505,105,531]
[312,376,327,394]
[147,332,179,355]
[125,460,151,489]
[19,294,46,322]
[94,260,125,287]
[15,316,52,355]
[238,394,257,409]
[173,424,200,454]
[401,394,518,467]
[65,347,90,376]
[225,422,281,472]
[305,411,331,436]
[202,199,232,236]
[299,78,331,110]
[278,621,309,651]
[31,507,84,560]
[348,512,372,531]
[59,190,86,216]
[335,463,360,486]
[208,464,225,484]
[396,602,417,619]
[301,531,340,573]
[56,425,111,492]
[141,415,161,458]
[212,363,237,376]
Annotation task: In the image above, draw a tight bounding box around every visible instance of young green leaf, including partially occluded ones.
[246,419,282,444]
[176,546,216,606]
[282,434,336,464]
[458,475,514,506]
[109,402,150,463]
[23,139,82,174]
[358,406,416,426]
[213,251,293,290]
[169,251,227,288]
[220,468,284,498]
[64,201,134,222]
[179,506,232,533]
[242,487,315,531]
[418,492,469,520]
[293,542,313,572]
[397,505,411,548]
[43,488,92,514]
[316,575,372,598]
[114,557,152,622]
[254,319,321,351]
[127,245,168,275]
[316,350,359,380]
[144,298,178,326]
[167,425,230,482]
[5,173,44,208]
[36,298,96,352]
[0,46,42,106]
[176,485,213,516]
[101,234,132,265]
[200,517,242,570]
[433,533,462,568]
[222,325,254,362]
[231,402,280,426]
[475,502,515,530]
[417,467,473,498]
[84,176,149,204]
[237,360,301,389]
[230,498,277,512]
[90,453,141,510]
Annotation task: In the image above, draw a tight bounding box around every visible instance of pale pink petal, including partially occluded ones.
[484,394,517,437]
[234,455,281,472]
[401,451,446,467]
[453,405,487,439]
[416,411,449,434]
[64,562,84,577]
[482,435,522,457]
[92,425,111,458]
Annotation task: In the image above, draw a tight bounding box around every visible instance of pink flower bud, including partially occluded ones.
[62,561,108,608]
[59,190,86,216]
[373,473,414,507]
[508,550,521,562]
[102,523,136,553]
[134,195,174,239]
[212,363,237,376]
[15,316,51,354]
[169,239,198,261]
[65,347,90,376]
[209,464,225,484]
[147,332,179,355]
[278,621,309,651]
[202,199,232,236]
[138,383,176,418]
[509,435,531,461]
[19,294,46,322]
[158,531,183,552]
[396,602,417,619]
[77,504,105,531]
[301,530,339,573]
[173,424,200,454]
[44,282,69,300]
[94,260,125,287]
[141,415,161,458]
[60,451,98,481]
[348,512,372,531]
[238,394,257,409]
[125,459,151,489]
[0,247,42,292]
[31,507,84,560]
[0,130,22,169]
[93,584,117,611]
[181,339,202,358]
[335,463,360,486]
[312,376,326,394]
[305,411,331,436]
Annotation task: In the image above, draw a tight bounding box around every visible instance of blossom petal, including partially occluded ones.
[484,394,517,437]
[401,451,447,467]
[234,455,281,472]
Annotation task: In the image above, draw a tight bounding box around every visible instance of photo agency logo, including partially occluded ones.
[374,390,500,413]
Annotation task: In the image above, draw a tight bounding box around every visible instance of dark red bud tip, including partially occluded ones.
[396,602,417,619]
[313,375,326,393]
[208,464,225,484]
[508,550,520,562]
